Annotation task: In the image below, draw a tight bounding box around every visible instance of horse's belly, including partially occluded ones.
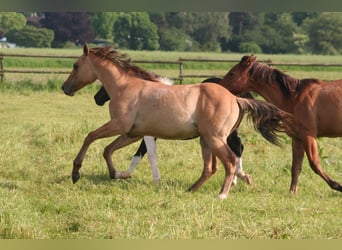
[128,119,199,140]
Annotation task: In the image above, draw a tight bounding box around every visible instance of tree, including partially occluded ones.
[41,12,94,47]
[191,12,231,51]
[158,27,197,51]
[0,12,26,34]
[113,12,159,50]
[303,12,342,54]
[258,13,301,54]
[90,12,118,40]
[227,12,264,52]
[7,26,54,47]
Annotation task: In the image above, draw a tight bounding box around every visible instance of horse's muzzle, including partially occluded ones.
[62,83,75,96]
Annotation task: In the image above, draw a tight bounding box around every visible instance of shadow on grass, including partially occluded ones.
[0,181,19,190]
[56,171,193,193]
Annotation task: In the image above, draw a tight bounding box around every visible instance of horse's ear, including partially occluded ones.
[241,54,256,67]
[250,54,257,63]
[83,44,89,56]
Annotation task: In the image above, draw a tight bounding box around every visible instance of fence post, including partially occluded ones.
[0,55,3,83]
[178,58,183,84]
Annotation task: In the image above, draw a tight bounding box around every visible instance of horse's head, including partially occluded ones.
[221,54,257,95]
[62,44,98,96]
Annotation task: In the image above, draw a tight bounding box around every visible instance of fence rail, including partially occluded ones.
[1,53,342,83]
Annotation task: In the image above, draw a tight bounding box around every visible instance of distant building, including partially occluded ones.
[0,37,16,48]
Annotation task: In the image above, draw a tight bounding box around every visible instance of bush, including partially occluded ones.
[238,42,263,53]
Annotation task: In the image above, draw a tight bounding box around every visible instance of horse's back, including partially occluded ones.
[298,80,342,137]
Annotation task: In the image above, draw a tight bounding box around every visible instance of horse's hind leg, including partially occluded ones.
[289,139,305,194]
[227,130,252,185]
[234,157,252,185]
[303,136,342,192]
[215,145,237,200]
[188,137,218,192]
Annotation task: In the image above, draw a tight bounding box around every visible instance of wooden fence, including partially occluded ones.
[1,53,342,84]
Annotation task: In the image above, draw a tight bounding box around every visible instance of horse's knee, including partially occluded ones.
[103,145,112,160]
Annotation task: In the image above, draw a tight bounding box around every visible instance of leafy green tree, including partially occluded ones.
[227,12,264,52]
[259,13,301,54]
[7,26,54,47]
[191,12,231,52]
[113,12,159,50]
[291,12,318,26]
[90,12,118,40]
[158,27,197,51]
[303,12,342,54]
[0,12,26,34]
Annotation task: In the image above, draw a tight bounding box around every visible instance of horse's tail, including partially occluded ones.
[236,98,295,146]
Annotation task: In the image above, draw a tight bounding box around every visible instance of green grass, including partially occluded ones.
[0,83,341,239]
[0,49,341,238]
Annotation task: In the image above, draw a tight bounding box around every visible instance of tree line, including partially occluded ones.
[1,12,342,54]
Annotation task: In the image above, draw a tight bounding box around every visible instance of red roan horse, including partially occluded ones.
[62,45,293,199]
[221,55,342,194]
[93,77,252,186]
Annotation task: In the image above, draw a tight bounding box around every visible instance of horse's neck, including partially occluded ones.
[252,81,294,113]
[95,63,129,96]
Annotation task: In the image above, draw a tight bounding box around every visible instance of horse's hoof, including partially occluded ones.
[72,173,80,184]
[115,171,132,179]
[153,179,160,185]
[218,193,228,200]
[245,174,253,185]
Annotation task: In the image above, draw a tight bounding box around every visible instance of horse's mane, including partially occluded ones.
[249,62,320,97]
[90,46,160,82]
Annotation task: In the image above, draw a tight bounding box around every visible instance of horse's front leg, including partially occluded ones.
[72,120,119,184]
[144,136,160,184]
[103,134,143,180]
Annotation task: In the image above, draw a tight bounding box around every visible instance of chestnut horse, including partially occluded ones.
[93,77,251,186]
[221,55,342,194]
[62,45,292,199]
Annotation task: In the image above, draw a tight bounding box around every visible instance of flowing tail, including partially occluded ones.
[237,98,295,146]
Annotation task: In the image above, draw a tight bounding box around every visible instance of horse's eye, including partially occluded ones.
[228,72,234,77]
[73,63,79,70]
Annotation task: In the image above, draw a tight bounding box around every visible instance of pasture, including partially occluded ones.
[0,48,341,239]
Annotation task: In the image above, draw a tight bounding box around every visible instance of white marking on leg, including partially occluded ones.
[127,155,142,174]
[144,136,160,184]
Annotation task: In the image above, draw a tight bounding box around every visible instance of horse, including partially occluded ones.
[61,44,293,199]
[220,54,342,194]
[93,76,173,184]
[93,77,252,186]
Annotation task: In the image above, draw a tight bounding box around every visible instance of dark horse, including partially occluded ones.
[94,77,252,185]
[221,55,342,194]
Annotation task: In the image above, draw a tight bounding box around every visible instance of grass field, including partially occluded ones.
[0,48,341,239]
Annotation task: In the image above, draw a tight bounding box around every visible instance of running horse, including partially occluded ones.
[94,77,252,186]
[221,55,342,194]
[62,45,293,199]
